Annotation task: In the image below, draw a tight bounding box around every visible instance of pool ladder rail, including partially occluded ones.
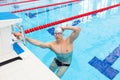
[12,24,26,45]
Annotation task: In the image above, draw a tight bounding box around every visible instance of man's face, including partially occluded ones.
[54,33,63,41]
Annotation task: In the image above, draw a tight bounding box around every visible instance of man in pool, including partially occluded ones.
[14,25,80,78]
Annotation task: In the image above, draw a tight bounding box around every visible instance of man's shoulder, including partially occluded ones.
[48,41,55,45]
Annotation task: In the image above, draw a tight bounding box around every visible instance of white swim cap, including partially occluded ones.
[54,27,63,34]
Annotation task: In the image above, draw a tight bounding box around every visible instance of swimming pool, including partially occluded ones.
[13,0,120,80]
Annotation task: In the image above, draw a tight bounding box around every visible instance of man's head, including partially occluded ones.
[54,27,63,41]
[54,27,63,34]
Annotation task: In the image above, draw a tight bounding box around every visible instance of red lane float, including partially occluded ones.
[12,0,79,13]
[0,0,37,6]
[24,3,120,34]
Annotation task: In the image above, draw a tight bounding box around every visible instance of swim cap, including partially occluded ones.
[54,27,63,34]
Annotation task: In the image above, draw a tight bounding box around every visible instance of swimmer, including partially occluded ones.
[14,25,80,78]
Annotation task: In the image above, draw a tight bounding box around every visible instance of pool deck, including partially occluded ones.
[0,42,60,80]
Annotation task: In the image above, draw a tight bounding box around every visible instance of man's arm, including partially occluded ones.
[62,26,81,43]
[26,37,51,48]
[14,32,51,48]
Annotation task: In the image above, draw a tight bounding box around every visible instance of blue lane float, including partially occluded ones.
[72,19,81,26]
[89,45,120,80]
[13,4,20,9]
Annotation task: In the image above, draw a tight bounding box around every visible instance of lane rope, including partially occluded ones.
[0,0,37,6]
[24,3,120,34]
[25,1,79,18]
[12,0,80,13]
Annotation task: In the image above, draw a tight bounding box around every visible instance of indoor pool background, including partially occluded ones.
[10,0,120,80]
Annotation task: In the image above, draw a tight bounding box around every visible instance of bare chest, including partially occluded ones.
[52,43,73,54]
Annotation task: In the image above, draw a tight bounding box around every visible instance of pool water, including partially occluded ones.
[24,13,120,80]
[13,0,120,80]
